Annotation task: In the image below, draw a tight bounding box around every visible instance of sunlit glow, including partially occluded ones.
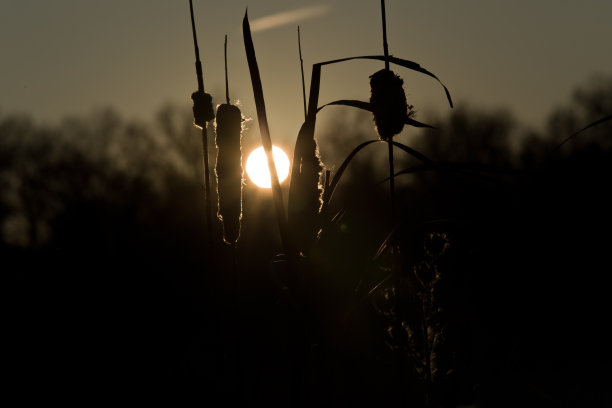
[246,146,290,189]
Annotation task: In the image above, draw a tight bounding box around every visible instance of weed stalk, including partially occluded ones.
[189,0,214,245]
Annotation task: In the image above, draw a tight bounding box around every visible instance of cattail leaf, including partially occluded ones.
[307,64,322,118]
[321,140,433,209]
[288,61,324,255]
[317,99,435,129]
[388,163,436,180]
[316,99,373,113]
[243,10,292,255]
[322,140,379,207]
[368,273,393,296]
[552,113,612,152]
[289,63,320,208]
[405,116,435,129]
[391,141,434,164]
[288,120,323,254]
[314,55,453,108]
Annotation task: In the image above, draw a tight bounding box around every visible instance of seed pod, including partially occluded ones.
[191,91,215,129]
[215,103,243,245]
[369,68,408,140]
[291,133,323,254]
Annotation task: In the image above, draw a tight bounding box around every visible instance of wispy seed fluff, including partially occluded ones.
[215,103,243,245]
[369,69,408,140]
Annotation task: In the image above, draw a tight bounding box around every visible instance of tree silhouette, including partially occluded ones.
[2,73,611,405]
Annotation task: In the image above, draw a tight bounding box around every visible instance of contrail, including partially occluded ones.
[250,4,331,32]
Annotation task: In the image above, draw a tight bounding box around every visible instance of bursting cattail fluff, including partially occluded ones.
[215,103,243,245]
[369,69,408,140]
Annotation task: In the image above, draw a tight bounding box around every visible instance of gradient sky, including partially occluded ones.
[1,0,611,148]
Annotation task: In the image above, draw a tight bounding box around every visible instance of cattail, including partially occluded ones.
[215,103,243,245]
[369,68,408,140]
[290,131,323,254]
[191,91,215,128]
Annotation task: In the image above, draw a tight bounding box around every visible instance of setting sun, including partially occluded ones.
[245,146,290,188]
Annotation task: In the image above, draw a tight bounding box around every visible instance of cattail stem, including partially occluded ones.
[189,0,205,92]
[380,3,402,392]
[201,127,214,244]
[189,0,214,245]
[387,140,395,224]
[381,0,390,71]
[380,0,395,223]
[225,35,230,105]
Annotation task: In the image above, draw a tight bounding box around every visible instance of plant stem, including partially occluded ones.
[225,35,230,105]
[189,0,214,246]
[381,0,390,71]
[201,125,213,245]
[388,140,396,224]
[298,26,307,120]
[381,0,395,224]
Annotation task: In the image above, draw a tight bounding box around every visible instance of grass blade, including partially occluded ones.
[321,140,433,210]
[314,55,453,108]
[321,140,378,207]
[552,113,612,152]
[391,141,434,164]
[243,10,292,255]
[316,99,435,129]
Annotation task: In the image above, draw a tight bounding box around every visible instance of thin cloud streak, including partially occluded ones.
[250,4,331,32]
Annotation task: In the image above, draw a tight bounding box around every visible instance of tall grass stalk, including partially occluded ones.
[298,26,307,121]
[380,0,395,226]
[243,11,293,257]
[188,0,215,246]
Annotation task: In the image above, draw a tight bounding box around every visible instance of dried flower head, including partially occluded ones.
[369,69,408,140]
[215,103,243,245]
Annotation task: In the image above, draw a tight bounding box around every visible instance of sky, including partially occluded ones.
[1,0,611,149]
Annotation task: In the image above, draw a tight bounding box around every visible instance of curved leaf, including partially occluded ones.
[322,140,434,209]
[405,116,435,129]
[322,140,379,206]
[316,99,435,129]
[314,55,453,108]
[552,113,612,152]
[391,141,434,164]
[316,99,372,113]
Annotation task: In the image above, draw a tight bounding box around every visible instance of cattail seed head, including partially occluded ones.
[289,126,324,255]
[191,91,215,129]
[369,69,407,140]
[215,103,243,245]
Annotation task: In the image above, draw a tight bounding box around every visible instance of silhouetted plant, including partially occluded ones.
[215,35,244,246]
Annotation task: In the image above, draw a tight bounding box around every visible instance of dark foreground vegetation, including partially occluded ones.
[3,74,612,406]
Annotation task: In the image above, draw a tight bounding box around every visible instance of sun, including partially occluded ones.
[245,145,290,188]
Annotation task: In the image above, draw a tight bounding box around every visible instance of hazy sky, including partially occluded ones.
[1,0,611,148]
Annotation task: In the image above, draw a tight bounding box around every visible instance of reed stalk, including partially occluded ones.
[243,11,294,258]
[188,0,215,245]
